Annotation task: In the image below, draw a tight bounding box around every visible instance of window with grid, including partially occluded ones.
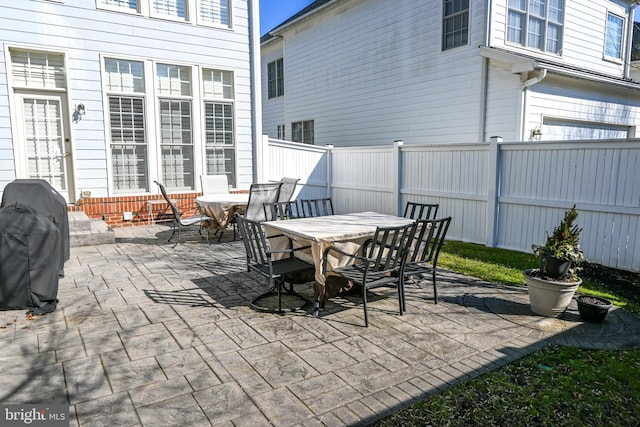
[157,64,193,190]
[291,120,314,144]
[11,50,66,89]
[442,0,469,50]
[105,58,148,193]
[277,124,285,139]
[198,0,230,27]
[152,0,186,20]
[507,0,564,54]
[267,58,284,99]
[203,68,235,187]
[98,0,138,12]
[604,12,624,60]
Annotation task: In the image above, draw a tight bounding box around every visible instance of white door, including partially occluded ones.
[16,93,74,201]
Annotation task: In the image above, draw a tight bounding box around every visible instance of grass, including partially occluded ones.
[373,241,640,426]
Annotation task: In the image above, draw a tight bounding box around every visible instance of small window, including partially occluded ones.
[98,0,139,13]
[291,120,314,144]
[151,0,187,20]
[267,58,284,99]
[442,0,469,50]
[507,0,564,54]
[105,58,145,93]
[277,124,285,139]
[198,0,230,27]
[604,12,624,60]
[202,69,234,99]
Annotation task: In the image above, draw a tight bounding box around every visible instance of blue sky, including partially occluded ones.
[260,0,316,36]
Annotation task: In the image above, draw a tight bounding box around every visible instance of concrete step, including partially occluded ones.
[68,211,115,247]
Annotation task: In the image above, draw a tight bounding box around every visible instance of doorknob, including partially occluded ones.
[65,152,71,157]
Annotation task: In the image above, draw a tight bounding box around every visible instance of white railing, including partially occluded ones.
[261,136,640,272]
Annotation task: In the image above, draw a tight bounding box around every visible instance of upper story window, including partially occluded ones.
[292,120,313,144]
[442,0,469,50]
[267,58,284,99]
[198,0,230,27]
[98,0,139,13]
[507,0,564,54]
[604,12,624,60]
[151,0,186,20]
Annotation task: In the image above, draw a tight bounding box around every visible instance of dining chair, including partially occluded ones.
[263,200,304,221]
[235,214,314,313]
[244,182,283,222]
[321,222,416,327]
[200,174,229,195]
[154,181,212,247]
[300,197,334,217]
[403,201,439,220]
[403,217,452,305]
[277,177,300,203]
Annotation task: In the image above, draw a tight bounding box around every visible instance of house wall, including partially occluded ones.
[0,0,255,208]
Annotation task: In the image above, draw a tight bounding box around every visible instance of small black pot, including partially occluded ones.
[576,295,612,323]
[539,255,571,279]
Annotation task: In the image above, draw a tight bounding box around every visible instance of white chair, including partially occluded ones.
[200,174,229,195]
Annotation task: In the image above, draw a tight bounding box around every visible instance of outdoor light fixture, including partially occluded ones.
[75,104,86,116]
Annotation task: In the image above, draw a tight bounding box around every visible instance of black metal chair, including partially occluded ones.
[322,222,415,327]
[235,214,314,313]
[300,197,334,217]
[403,217,451,305]
[154,181,212,247]
[244,182,282,222]
[403,201,439,220]
[263,200,304,221]
[278,177,300,202]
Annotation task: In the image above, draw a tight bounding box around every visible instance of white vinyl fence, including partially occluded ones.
[260,136,640,272]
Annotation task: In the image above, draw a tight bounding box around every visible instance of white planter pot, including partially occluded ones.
[523,269,581,317]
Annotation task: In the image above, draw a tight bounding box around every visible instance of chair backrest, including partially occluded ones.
[277,177,300,202]
[154,180,181,222]
[300,198,334,217]
[404,201,439,220]
[244,182,282,222]
[200,174,229,195]
[235,213,271,270]
[364,223,416,273]
[263,200,304,221]
[408,217,452,265]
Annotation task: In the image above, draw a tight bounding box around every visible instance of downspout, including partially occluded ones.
[519,68,547,140]
[249,0,262,183]
[624,3,639,79]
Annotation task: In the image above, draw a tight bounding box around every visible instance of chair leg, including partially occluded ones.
[168,221,177,243]
[432,270,438,304]
[362,286,369,327]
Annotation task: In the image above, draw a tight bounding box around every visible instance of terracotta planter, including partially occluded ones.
[523,269,581,317]
[576,295,612,323]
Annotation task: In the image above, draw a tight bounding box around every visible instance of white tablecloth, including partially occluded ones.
[195,193,249,230]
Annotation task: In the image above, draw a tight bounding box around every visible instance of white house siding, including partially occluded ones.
[0,0,254,200]
[261,41,286,139]
[483,59,523,141]
[491,0,631,78]
[262,0,488,146]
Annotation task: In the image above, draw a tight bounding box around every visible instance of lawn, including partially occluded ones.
[373,241,640,426]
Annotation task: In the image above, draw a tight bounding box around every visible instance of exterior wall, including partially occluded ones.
[0,0,255,209]
[261,40,286,139]
[262,0,487,146]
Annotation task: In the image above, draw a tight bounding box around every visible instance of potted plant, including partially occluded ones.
[524,205,585,317]
[576,295,612,322]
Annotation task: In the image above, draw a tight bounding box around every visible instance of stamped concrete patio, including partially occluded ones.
[1,224,639,426]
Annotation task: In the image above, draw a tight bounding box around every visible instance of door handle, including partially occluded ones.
[65,152,71,157]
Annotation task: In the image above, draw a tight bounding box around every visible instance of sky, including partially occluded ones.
[259,0,316,36]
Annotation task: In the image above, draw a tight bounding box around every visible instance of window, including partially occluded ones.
[157,64,193,190]
[105,58,148,193]
[442,0,469,50]
[198,0,230,27]
[11,50,66,89]
[151,0,186,20]
[507,0,564,54]
[604,12,624,60]
[267,58,284,99]
[98,0,139,12]
[203,68,236,187]
[291,120,313,144]
[277,124,285,139]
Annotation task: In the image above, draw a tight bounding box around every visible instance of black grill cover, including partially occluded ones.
[1,179,69,274]
[0,203,60,310]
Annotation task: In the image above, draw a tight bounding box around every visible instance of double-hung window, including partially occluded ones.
[157,64,193,190]
[507,0,564,54]
[203,69,236,187]
[151,0,186,20]
[267,58,284,99]
[105,58,148,193]
[292,120,314,144]
[197,0,230,27]
[604,12,624,60]
[442,0,469,50]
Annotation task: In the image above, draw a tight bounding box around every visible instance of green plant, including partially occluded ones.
[531,204,584,277]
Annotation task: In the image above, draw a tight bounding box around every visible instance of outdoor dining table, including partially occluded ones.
[195,193,249,232]
[262,211,415,313]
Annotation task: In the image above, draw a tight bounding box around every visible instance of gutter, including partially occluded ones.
[520,68,548,140]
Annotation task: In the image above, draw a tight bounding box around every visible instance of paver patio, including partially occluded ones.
[1,224,639,426]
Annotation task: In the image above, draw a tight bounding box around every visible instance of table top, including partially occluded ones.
[263,212,415,243]
[196,193,249,204]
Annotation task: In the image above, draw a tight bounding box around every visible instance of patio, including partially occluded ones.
[1,224,639,426]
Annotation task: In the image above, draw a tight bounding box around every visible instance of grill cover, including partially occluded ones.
[0,203,60,310]
[1,179,69,275]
